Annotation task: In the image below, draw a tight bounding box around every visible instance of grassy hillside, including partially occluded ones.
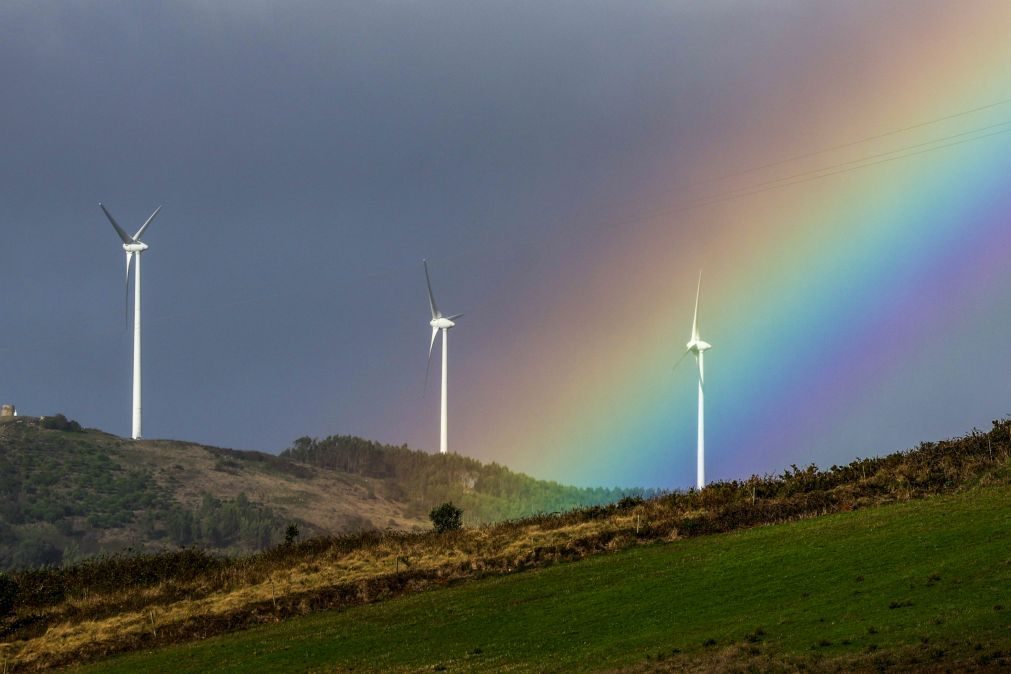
[80,486,1011,673]
[0,418,640,569]
[3,419,1009,671]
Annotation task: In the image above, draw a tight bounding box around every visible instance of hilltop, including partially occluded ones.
[2,418,1009,671]
[0,417,640,570]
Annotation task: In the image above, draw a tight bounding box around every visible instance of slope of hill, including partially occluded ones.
[3,419,1009,671]
[81,485,1011,673]
[0,417,640,569]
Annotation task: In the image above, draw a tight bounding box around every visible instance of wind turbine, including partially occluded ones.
[424,260,463,454]
[100,203,161,440]
[674,271,712,490]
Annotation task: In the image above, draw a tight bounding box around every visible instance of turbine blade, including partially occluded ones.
[428,326,439,360]
[133,205,161,241]
[691,270,702,341]
[446,313,464,321]
[424,326,439,391]
[423,259,441,319]
[100,203,134,244]
[671,349,691,376]
[696,352,705,392]
[124,251,134,326]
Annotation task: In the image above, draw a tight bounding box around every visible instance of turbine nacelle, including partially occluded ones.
[430,316,456,330]
[687,339,711,354]
[123,241,149,253]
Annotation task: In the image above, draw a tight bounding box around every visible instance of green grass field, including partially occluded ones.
[81,488,1011,672]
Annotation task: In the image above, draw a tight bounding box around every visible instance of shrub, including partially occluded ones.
[40,414,83,432]
[430,502,463,533]
[617,496,644,510]
[284,523,300,545]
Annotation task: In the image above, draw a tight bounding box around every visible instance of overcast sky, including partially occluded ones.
[2,2,1009,488]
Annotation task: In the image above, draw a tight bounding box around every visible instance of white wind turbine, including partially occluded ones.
[673,272,712,490]
[424,260,463,454]
[100,203,161,440]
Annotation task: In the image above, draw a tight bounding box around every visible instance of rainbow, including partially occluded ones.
[406,5,1011,488]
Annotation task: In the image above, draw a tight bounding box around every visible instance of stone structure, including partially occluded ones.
[0,405,15,418]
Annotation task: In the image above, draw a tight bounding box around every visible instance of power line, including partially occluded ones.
[667,97,1011,195]
[606,120,1011,228]
[711,119,1009,197]
[692,125,1011,212]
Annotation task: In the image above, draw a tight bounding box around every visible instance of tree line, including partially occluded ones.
[281,434,655,523]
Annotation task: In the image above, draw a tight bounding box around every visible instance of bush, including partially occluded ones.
[617,496,645,510]
[39,414,82,432]
[429,502,463,533]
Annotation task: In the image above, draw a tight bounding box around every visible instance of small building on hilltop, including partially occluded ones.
[0,404,15,418]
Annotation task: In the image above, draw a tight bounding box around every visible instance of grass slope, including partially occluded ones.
[82,487,1011,673]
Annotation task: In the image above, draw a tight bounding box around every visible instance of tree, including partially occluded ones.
[284,523,300,545]
[429,502,463,533]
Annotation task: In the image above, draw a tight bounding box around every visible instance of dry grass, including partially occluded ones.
[2,513,645,670]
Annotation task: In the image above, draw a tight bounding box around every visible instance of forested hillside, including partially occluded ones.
[0,418,645,570]
[0,419,304,569]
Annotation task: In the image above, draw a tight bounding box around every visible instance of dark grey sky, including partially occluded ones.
[0,1,745,448]
[3,2,1009,489]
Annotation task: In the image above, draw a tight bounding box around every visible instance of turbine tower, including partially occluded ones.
[673,272,712,490]
[424,260,463,454]
[100,203,161,440]
[685,272,711,490]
